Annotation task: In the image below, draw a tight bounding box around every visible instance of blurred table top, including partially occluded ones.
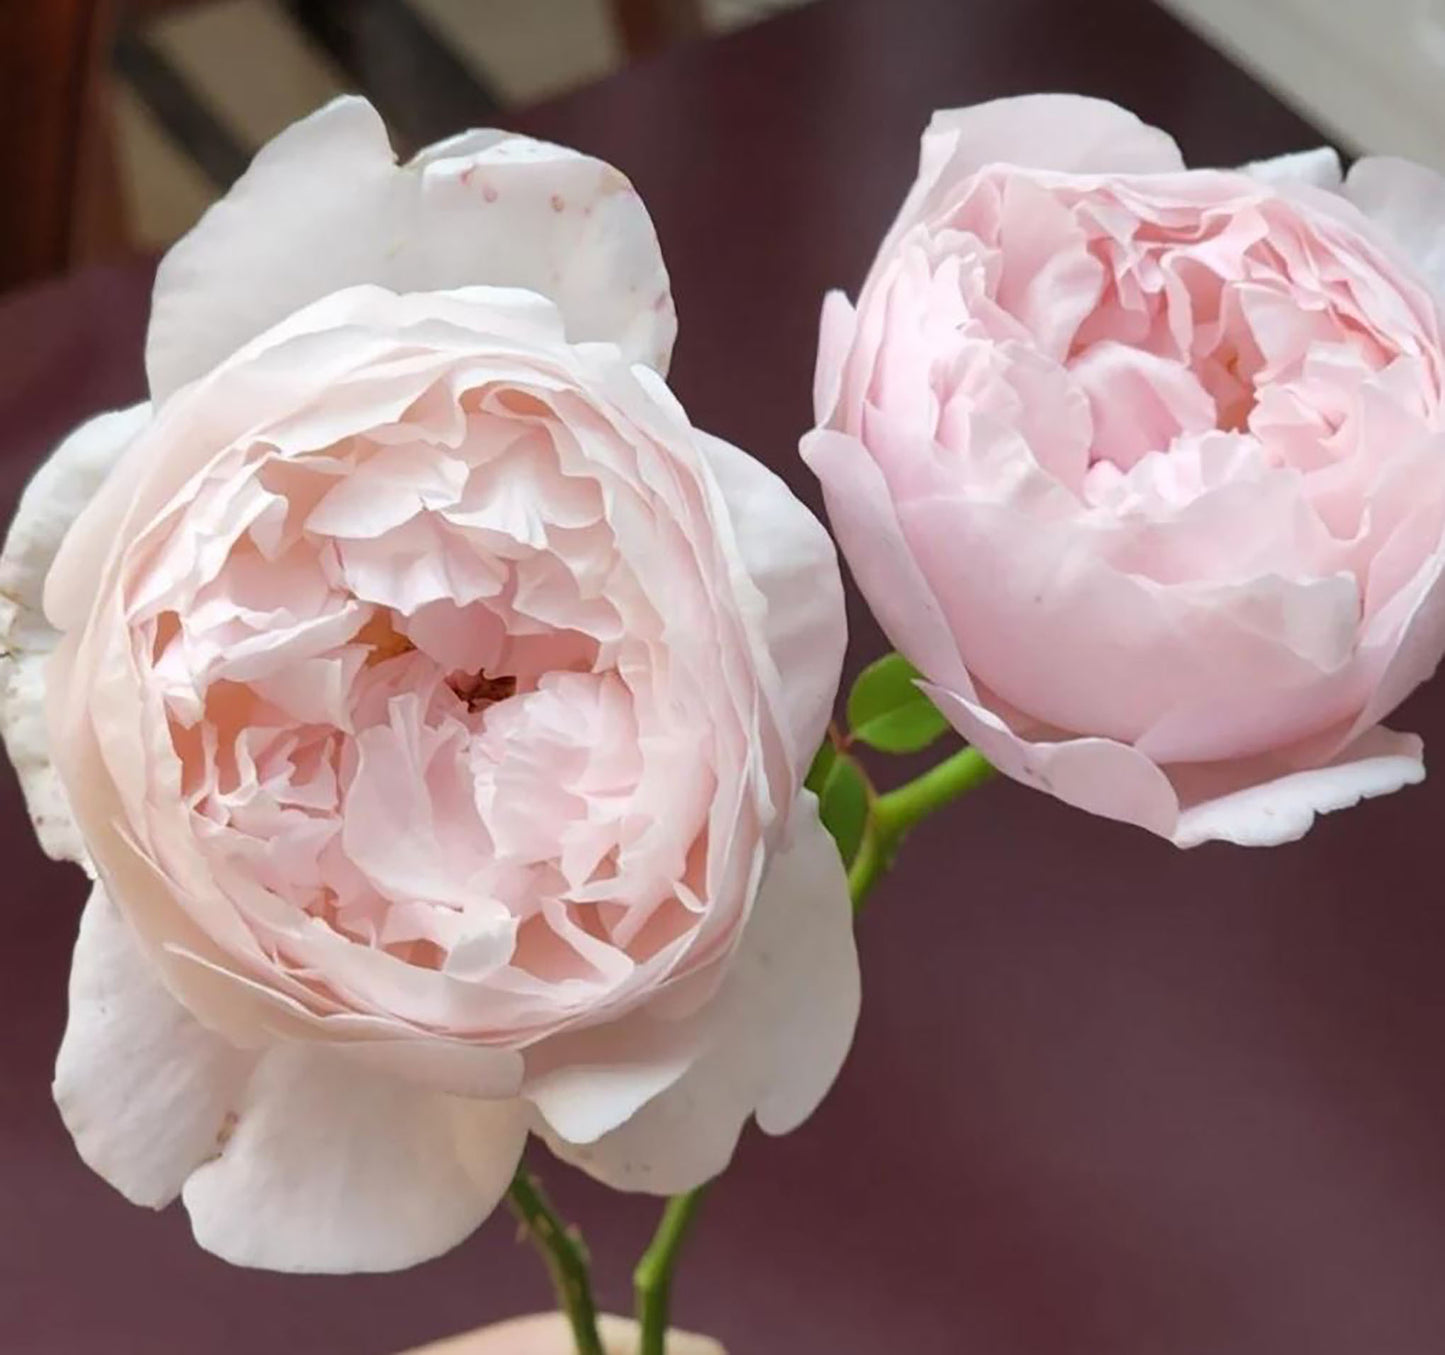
[8,1,1445,1353]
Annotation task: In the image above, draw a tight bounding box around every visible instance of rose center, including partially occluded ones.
[355,610,417,666]
[1198,339,1259,434]
[446,669,517,713]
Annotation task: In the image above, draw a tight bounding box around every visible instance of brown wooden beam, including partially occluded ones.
[613,0,704,58]
[0,0,122,290]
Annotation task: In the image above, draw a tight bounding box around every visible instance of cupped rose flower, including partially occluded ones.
[0,98,856,1272]
[805,94,1445,846]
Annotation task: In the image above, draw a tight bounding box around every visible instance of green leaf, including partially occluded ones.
[818,754,868,865]
[846,652,950,754]
[804,738,837,795]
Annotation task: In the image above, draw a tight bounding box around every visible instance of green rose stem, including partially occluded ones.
[633,1186,710,1355]
[848,745,995,912]
[503,733,996,1355]
[506,1168,606,1355]
[630,741,996,1353]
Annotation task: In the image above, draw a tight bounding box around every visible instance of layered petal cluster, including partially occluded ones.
[1,98,855,1272]
[807,95,1445,845]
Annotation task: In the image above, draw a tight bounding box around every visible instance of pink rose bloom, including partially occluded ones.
[805,95,1445,846]
[1,98,856,1272]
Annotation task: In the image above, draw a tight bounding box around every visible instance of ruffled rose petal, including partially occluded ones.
[1353,547,1445,734]
[542,796,857,1192]
[693,428,847,780]
[801,428,969,689]
[0,403,150,862]
[1345,156,1445,302]
[53,885,253,1207]
[924,683,1425,848]
[882,95,1184,256]
[146,96,674,401]
[919,93,1184,180]
[922,682,1181,839]
[812,289,858,426]
[182,1047,528,1272]
[46,286,568,638]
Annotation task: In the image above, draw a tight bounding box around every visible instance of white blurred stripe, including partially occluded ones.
[112,0,822,253]
[703,0,816,33]
[1155,0,1445,170]
[148,0,348,152]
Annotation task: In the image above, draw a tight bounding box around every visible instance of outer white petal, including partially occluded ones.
[0,403,150,862]
[925,682,1425,849]
[543,795,858,1193]
[181,1047,528,1272]
[1345,156,1445,301]
[1172,726,1425,848]
[147,96,674,401]
[1244,146,1344,190]
[694,429,847,778]
[522,1006,708,1146]
[53,884,253,1207]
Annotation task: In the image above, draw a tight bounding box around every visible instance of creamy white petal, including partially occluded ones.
[543,796,857,1193]
[147,96,674,401]
[694,429,847,780]
[1173,725,1425,848]
[1,403,150,862]
[522,1005,709,1146]
[182,1046,528,1272]
[925,681,1425,849]
[53,884,253,1207]
[1244,146,1344,190]
[1345,156,1445,301]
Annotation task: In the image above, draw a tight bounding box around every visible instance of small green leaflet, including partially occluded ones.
[804,738,838,795]
[846,652,949,754]
[817,754,868,865]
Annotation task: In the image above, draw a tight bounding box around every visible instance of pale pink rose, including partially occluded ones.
[0,97,856,1272]
[805,94,1445,846]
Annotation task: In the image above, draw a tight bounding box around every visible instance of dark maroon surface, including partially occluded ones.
[7,2,1445,1353]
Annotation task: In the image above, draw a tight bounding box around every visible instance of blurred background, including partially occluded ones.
[0,0,817,291]
[1,0,1443,293]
